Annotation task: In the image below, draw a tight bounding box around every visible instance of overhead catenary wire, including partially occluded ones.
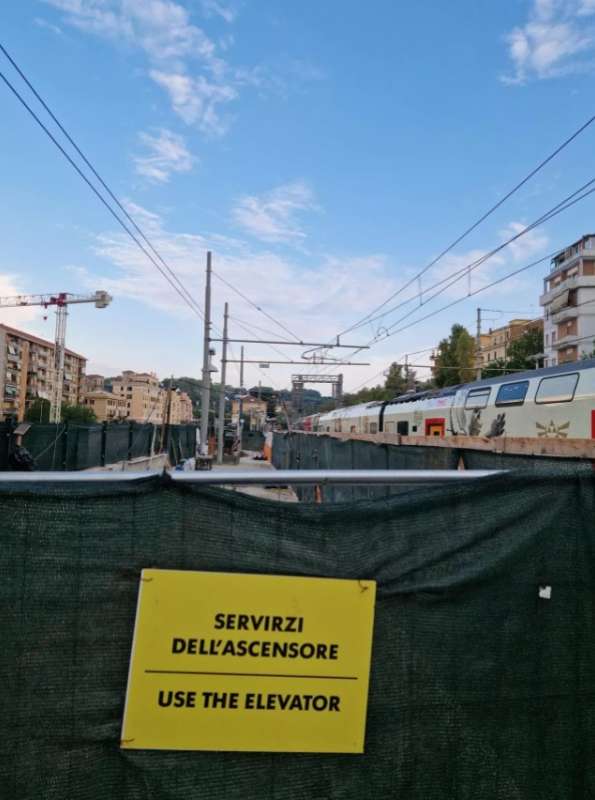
[311,178,595,377]
[211,270,302,343]
[375,251,556,343]
[336,109,595,338]
[0,55,205,322]
[354,174,595,340]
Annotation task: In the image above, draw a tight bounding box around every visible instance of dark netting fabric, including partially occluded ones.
[2,470,595,799]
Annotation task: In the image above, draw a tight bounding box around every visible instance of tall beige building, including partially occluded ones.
[169,389,194,424]
[82,391,127,422]
[83,372,195,424]
[480,318,544,365]
[0,324,86,421]
[111,371,163,423]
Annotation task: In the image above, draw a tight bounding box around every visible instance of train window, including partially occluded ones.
[495,380,529,406]
[464,388,490,409]
[369,422,378,434]
[397,421,409,435]
[535,373,579,404]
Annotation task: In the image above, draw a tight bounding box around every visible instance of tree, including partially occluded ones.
[505,328,544,370]
[61,404,97,423]
[25,398,51,423]
[432,324,475,387]
[384,362,411,398]
[481,328,544,377]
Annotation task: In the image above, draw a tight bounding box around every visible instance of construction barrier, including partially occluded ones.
[273,432,460,501]
[3,468,595,798]
[0,421,199,471]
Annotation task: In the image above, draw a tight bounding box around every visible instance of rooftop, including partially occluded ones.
[0,323,86,360]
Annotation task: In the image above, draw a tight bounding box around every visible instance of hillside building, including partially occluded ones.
[111,371,162,423]
[231,395,268,430]
[479,318,543,366]
[83,390,127,422]
[85,371,194,424]
[540,234,595,366]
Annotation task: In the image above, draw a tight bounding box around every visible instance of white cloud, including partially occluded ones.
[44,0,218,65]
[201,0,237,24]
[34,16,63,35]
[73,201,406,386]
[134,129,195,182]
[232,182,319,244]
[44,0,235,131]
[502,0,595,83]
[149,70,236,134]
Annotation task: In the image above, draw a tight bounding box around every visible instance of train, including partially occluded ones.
[304,358,595,441]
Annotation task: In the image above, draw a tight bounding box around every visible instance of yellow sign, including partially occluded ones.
[121,569,376,753]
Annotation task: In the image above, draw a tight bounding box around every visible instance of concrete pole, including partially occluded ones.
[475,307,482,381]
[237,345,244,443]
[216,302,229,464]
[200,251,212,455]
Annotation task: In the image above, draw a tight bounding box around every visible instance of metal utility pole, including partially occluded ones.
[216,302,229,465]
[237,345,244,445]
[475,307,482,381]
[0,290,111,422]
[200,251,212,455]
[160,375,174,455]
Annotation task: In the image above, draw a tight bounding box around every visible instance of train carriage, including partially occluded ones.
[316,358,595,441]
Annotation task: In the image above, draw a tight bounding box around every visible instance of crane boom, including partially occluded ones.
[0,290,112,422]
[0,290,111,309]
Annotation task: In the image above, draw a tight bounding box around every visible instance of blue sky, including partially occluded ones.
[2,0,595,390]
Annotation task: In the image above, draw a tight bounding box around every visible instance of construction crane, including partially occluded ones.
[0,290,112,422]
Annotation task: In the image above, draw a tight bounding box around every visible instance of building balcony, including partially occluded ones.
[552,305,579,324]
[540,275,595,306]
[552,334,585,350]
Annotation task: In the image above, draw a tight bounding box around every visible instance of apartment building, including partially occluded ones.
[231,395,268,430]
[83,390,127,422]
[0,324,86,420]
[111,371,163,423]
[82,374,105,394]
[480,318,544,365]
[169,389,194,425]
[540,234,595,366]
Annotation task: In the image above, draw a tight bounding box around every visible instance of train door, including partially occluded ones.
[425,417,445,437]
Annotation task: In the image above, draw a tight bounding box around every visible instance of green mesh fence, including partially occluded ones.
[275,434,461,502]
[2,470,595,799]
[242,430,265,452]
[0,421,198,471]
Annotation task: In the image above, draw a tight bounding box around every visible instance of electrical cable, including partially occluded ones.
[0,59,205,322]
[211,270,302,342]
[352,175,595,339]
[336,109,595,337]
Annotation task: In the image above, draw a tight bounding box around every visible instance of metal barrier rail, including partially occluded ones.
[0,469,505,484]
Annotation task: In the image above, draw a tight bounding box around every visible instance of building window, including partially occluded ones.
[495,381,529,407]
[545,333,549,346]
[465,387,491,409]
[535,373,579,404]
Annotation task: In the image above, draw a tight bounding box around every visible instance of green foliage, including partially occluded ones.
[61,404,97,423]
[481,328,544,377]
[433,324,476,387]
[25,398,51,423]
[341,362,417,407]
[581,341,595,360]
[505,328,543,370]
